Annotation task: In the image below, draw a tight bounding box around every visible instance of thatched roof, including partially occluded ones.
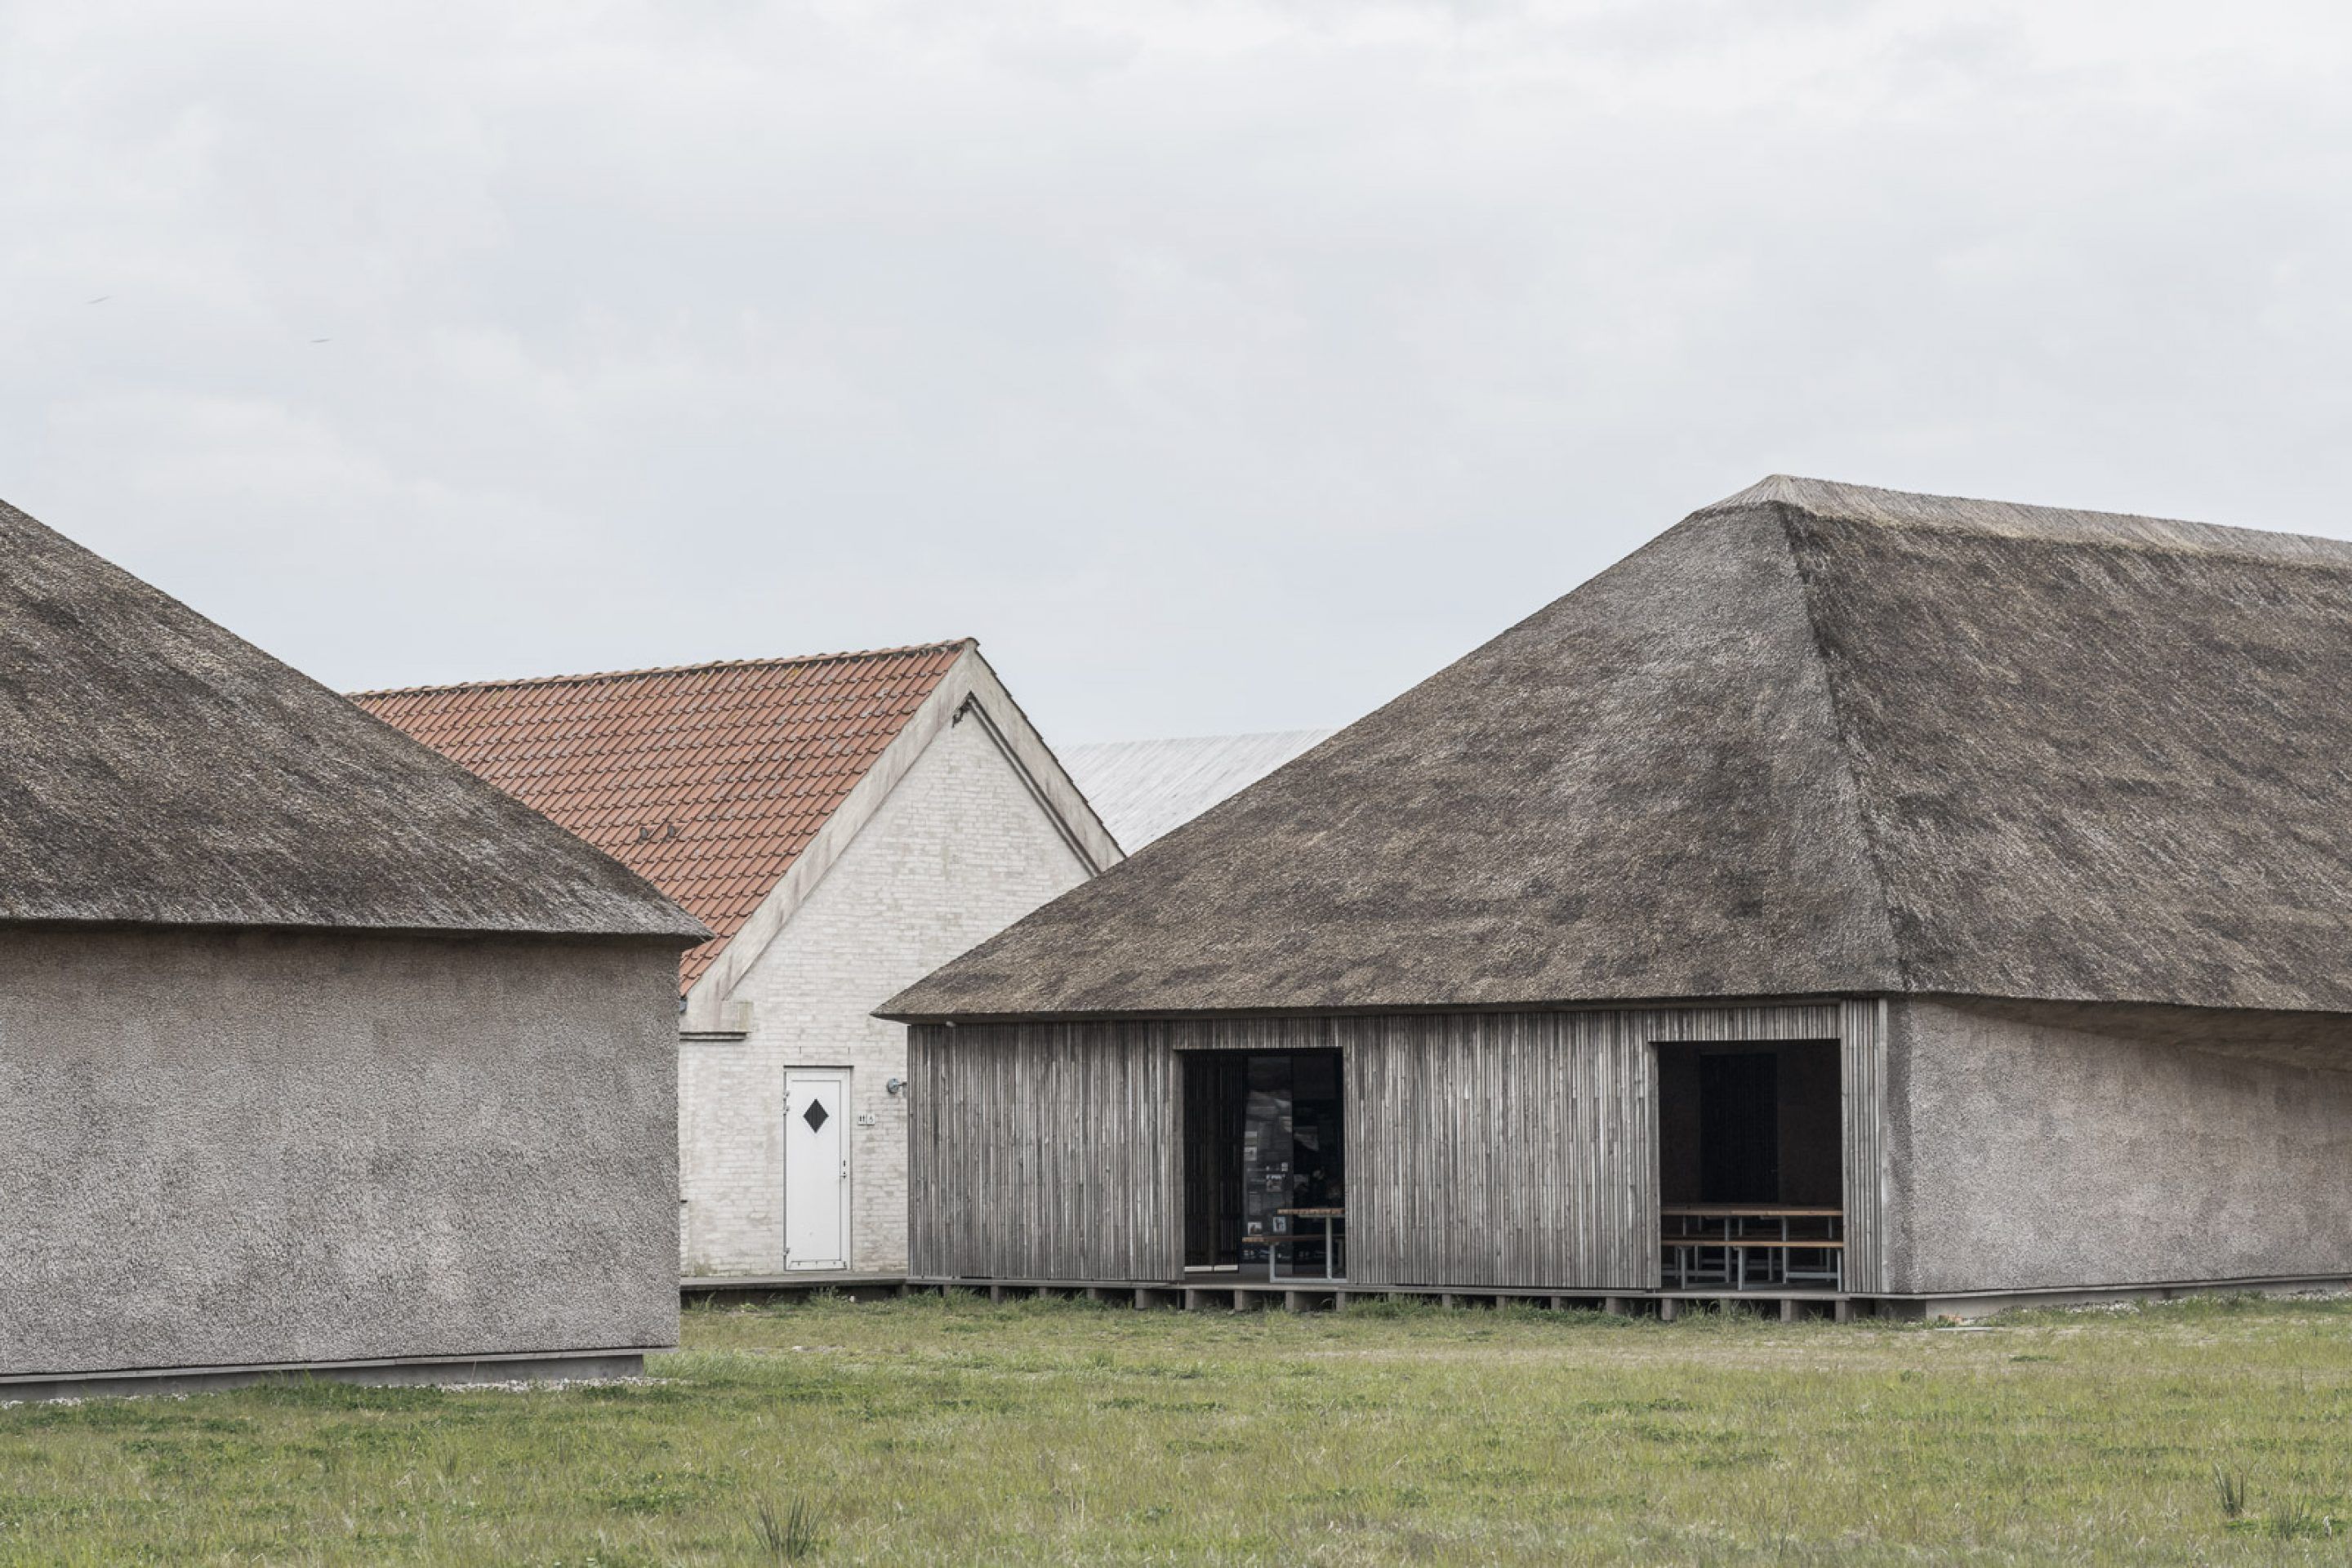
[884,475,2352,1020]
[0,498,706,942]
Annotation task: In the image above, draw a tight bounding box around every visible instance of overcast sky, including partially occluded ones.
[6,1,2350,742]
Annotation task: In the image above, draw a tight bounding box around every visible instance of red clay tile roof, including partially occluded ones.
[354,642,970,991]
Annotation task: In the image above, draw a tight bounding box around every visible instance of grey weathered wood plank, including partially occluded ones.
[908,1002,1879,1292]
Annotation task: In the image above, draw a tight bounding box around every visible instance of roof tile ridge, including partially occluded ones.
[1765,500,1914,994]
[352,638,978,701]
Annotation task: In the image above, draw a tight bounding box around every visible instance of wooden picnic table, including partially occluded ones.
[1267,1206,1346,1283]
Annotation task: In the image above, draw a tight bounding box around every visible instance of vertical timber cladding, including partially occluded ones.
[907,1021,1180,1282]
[910,1002,1885,1290]
[1346,1005,1848,1291]
[1838,998,1891,1294]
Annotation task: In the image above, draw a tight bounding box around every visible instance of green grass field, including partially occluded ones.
[4,1292,2350,1565]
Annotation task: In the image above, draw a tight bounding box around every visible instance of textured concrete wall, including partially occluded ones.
[0,927,681,1381]
[1886,997,2352,1294]
[679,715,1092,1276]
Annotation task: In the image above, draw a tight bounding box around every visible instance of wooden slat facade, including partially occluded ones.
[908,1001,1885,1290]
[906,1020,1179,1281]
[1838,998,1891,1294]
[1343,1010,1653,1288]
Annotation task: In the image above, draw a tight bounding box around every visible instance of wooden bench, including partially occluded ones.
[1663,1236,1843,1290]
[1661,1205,1845,1291]
[1668,1238,1844,1250]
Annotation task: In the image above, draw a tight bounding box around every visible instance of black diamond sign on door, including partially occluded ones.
[802,1098,830,1134]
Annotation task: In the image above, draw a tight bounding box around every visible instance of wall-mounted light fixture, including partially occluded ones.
[885,1077,906,1098]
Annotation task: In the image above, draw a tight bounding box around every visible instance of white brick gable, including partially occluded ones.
[678,707,1095,1276]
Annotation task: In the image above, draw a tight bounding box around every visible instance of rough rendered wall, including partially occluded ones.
[0,929,679,1381]
[679,716,1093,1276]
[1886,998,2352,1294]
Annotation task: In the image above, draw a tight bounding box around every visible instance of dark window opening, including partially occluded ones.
[1656,1040,1839,1207]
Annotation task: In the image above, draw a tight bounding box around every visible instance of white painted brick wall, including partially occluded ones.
[677,715,1093,1276]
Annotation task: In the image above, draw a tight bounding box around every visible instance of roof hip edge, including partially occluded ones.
[1761,498,1914,994]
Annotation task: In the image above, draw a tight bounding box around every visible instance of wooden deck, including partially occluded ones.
[681,1272,911,1303]
[677,1272,2352,1322]
[906,1276,1880,1321]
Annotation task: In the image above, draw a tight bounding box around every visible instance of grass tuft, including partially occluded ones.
[2213,1463,2248,1521]
[752,1494,822,1560]
[2262,1498,2337,1540]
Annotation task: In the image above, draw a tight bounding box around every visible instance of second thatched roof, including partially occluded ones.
[885,475,2352,1021]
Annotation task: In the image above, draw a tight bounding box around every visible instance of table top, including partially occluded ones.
[1661,1205,1844,1218]
[1277,1207,1346,1218]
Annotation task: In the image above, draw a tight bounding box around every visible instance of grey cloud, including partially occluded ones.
[4,0,2349,741]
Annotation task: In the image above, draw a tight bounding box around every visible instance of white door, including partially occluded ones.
[784,1071,849,1271]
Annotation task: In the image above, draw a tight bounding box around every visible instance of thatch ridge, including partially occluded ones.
[1713,474,2352,565]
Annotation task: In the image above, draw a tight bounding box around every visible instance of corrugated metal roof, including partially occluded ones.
[1065,731,1332,851]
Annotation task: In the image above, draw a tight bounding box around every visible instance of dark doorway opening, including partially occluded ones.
[1183,1050,1345,1275]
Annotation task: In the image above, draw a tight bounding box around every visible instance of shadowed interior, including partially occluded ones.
[1657,1040,1840,1205]
[1183,1050,1345,1273]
